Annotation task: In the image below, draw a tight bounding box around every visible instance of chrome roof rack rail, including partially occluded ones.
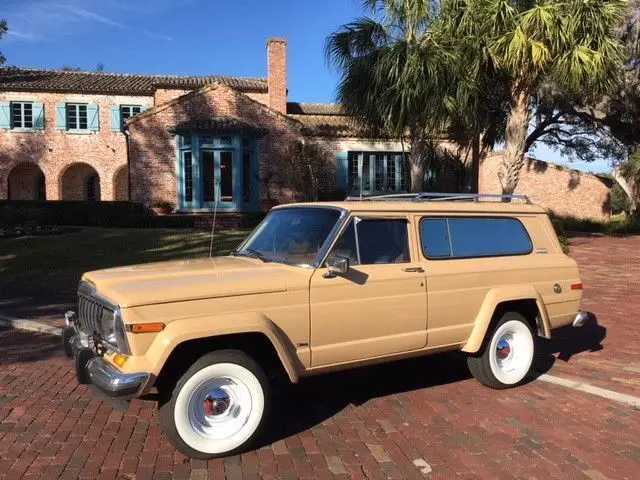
[344,192,531,204]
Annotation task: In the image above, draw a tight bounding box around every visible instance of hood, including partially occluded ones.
[82,256,288,308]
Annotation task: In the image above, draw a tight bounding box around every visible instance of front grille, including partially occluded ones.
[77,282,113,338]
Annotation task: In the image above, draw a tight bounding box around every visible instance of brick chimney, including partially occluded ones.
[267,38,287,114]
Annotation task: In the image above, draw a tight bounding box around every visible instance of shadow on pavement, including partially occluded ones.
[532,312,606,375]
[0,327,62,365]
[259,350,471,448]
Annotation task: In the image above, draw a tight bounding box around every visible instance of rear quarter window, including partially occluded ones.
[421,217,532,259]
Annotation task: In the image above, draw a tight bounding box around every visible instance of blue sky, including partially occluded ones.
[1,0,611,173]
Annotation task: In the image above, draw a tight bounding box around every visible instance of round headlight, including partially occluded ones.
[100,309,117,345]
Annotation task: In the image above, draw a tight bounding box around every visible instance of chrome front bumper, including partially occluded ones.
[86,357,150,398]
[63,311,150,400]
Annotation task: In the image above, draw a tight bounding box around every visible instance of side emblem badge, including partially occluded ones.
[553,283,562,294]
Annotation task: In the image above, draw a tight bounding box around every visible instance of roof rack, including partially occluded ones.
[344,192,531,204]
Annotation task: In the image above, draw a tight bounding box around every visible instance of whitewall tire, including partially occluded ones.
[159,350,270,459]
[467,312,535,389]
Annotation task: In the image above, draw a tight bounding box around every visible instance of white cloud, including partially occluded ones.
[143,30,174,41]
[0,0,179,43]
[62,5,126,29]
[6,30,48,42]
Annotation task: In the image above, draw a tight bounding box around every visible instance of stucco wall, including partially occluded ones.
[0,91,152,201]
[479,153,611,220]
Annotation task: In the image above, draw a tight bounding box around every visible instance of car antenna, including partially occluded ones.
[208,193,220,279]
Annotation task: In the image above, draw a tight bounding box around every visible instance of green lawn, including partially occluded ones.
[0,228,250,319]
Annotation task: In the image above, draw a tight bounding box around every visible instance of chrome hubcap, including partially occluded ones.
[187,377,252,441]
[496,338,512,361]
[204,388,231,417]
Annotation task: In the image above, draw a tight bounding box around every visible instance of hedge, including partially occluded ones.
[0,201,152,228]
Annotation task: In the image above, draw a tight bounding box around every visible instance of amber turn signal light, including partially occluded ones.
[570,282,583,290]
[113,354,128,367]
[130,323,165,333]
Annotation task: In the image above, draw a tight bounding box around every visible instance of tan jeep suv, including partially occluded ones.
[63,193,585,459]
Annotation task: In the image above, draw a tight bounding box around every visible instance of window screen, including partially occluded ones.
[330,218,410,265]
[421,217,532,259]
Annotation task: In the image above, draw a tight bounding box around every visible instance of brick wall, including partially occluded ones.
[0,91,152,201]
[128,82,306,207]
[479,153,612,220]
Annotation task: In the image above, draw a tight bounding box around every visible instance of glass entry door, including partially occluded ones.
[200,149,236,208]
[177,133,258,212]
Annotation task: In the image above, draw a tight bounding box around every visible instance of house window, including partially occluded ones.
[120,105,141,126]
[348,152,405,196]
[11,102,33,129]
[67,103,88,130]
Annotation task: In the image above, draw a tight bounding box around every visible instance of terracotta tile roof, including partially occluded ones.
[286,102,343,115]
[287,102,388,137]
[170,117,269,135]
[0,67,267,95]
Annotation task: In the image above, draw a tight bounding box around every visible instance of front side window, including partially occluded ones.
[11,102,33,129]
[421,217,532,259]
[120,105,141,126]
[236,207,341,266]
[331,218,410,265]
[67,103,88,130]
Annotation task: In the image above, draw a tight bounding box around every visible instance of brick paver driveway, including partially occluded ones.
[1,235,639,480]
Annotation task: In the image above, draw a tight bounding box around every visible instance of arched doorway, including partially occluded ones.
[7,163,46,200]
[113,166,129,201]
[60,163,101,201]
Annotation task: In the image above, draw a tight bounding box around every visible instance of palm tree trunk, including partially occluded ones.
[470,134,480,193]
[409,129,426,193]
[500,83,532,195]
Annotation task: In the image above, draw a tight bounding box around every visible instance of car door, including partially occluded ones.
[309,215,428,367]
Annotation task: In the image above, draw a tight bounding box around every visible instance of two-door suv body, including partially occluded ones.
[64,193,585,458]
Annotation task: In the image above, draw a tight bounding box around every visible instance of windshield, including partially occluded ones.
[234,207,342,266]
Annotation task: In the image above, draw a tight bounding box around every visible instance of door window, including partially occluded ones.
[220,151,233,202]
[330,218,410,265]
[202,150,215,202]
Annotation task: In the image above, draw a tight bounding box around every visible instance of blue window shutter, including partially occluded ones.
[0,103,10,129]
[32,103,44,130]
[88,104,99,131]
[55,104,66,130]
[111,106,121,131]
[336,152,349,192]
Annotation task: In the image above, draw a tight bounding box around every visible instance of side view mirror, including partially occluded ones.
[325,255,349,277]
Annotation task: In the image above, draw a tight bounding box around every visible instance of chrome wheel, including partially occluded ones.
[488,320,534,385]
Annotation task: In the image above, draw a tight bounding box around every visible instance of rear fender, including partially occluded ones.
[461,285,551,354]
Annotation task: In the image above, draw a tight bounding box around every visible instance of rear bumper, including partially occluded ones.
[573,311,588,327]
[64,324,150,399]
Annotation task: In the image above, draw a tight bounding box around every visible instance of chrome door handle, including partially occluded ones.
[402,266,424,273]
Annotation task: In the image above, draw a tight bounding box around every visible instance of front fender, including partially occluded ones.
[124,312,303,383]
[461,285,551,354]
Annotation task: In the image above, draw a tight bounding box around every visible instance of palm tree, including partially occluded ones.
[443,0,627,194]
[325,0,460,192]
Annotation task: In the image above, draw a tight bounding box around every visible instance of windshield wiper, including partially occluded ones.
[232,248,269,262]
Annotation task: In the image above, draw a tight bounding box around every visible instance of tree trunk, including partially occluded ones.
[409,129,426,193]
[469,134,480,193]
[613,166,638,216]
[500,83,532,195]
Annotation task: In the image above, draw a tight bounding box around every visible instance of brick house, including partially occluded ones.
[0,38,612,219]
